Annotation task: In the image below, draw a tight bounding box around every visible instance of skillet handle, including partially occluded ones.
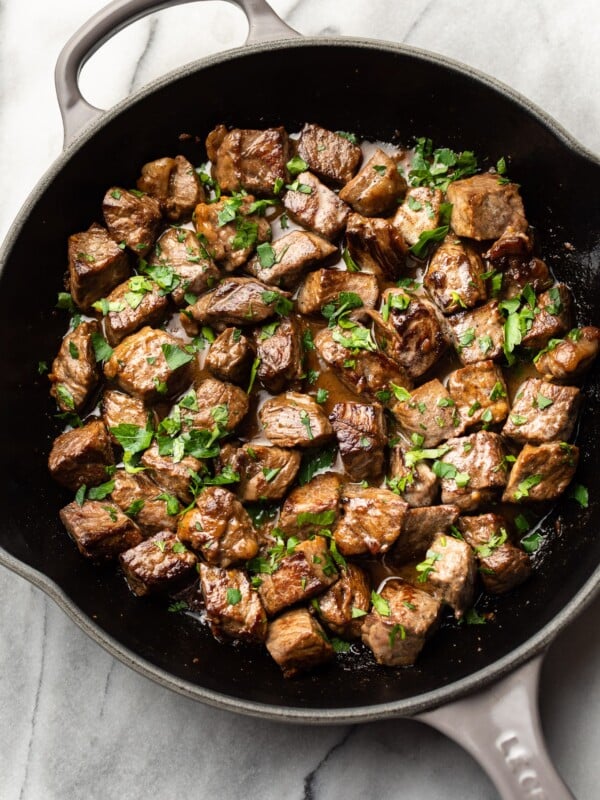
[416,654,575,800]
[54,0,299,147]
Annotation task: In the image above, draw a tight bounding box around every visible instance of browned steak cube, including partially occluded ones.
[218,443,301,502]
[140,443,202,504]
[388,446,439,508]
[502,378,580,444]
[283,172,349,240]
[416,533,476,618]
[246,230,337,290]
[148,228,220,307]
[104,327,195,402]
[259,392,334,448]
[182,377,249,433]
[278,472,343,539]
[334,485,408,557]
[390,379,464,448]
[137,155,204,222]
[48,419,114,492]
[502,442,579,503]
[361,581,441,666]
[315,564,371,639]
[424,236,487,314]
[458,514,531,595]
[266,608,334,677]
[393,186,443,247]
[205,327,254,385]
[345,213,407,281]
[177,486,258,566]
[449,300,505,365]
[255,316,303,393]
[109,470,178,536]
[103,187,162,256]
[484,226,532,263]
[48,320,101,412]
[68,223,130,310]
[297,123,362,186]
[329,401,386,482]
[535,326,600,381]
[437,431,507,511]
[120,532,197,596]
[60,500,142,559]
[102,389,153,446]
[186,277,289,329]
[498,256,552,300]
[446,360,509,429]
[102,278,169,346]
[199,563,267,642]
[296,268,379,316]
[393,504,460,563]
[521,284,573,350]
[338,148,406,215]
[209,125,290,196]
[446,173,527,240]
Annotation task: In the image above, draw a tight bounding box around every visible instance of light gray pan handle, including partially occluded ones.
[54,0,299,146]
[417,654,575,800]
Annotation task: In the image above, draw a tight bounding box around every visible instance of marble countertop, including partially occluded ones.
[1,1,599,798]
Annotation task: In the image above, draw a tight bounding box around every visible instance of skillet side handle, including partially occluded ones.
[416,654,575,800]
[54,0,299,147]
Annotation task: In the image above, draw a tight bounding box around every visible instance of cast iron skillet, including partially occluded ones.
[1,1,599,797]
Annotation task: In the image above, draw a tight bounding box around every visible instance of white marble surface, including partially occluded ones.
[1,1,599,798]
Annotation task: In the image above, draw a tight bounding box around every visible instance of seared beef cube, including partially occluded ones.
[424,236,487,314]
[120,532,197,596]
[372,289,448,379]
[334,485,408,557]
[102,389,152,445]
[297,123,362,186]
[391,379,464,448]
[498,257,552,300]
[315,564,371,639]
[449,301,505,365]
[393,504,460,563]
[345,213,407,281]
[140,443,202,504]
[283,172,349,240]
[48,419,114,492]
[484,226,532,262]
[446,173,527,240]
[205,327,254,385]
[418,533,476,619]
[199,563,267,642]
[177,486,258,566]
[258,537,338,616]
[256,316,303,393]
[186,277,289,329]
[388,445,439,508]
[194,195,271,272]
[502,441,579,503]
[338,148,406,215]
[393,187,443,247]
[49,320,100,412]
[60,500,142,560]
[521,284,573,350]
[219,443,301,502]
[502,378,580,444]
[361,581,441,666]
[447,360,509,429]
[209,125,289,196]
[137,155,204,222]
[148,228,220,307]
[278,472,342,539]
[259,392,333,448]
[183,377,249,433]
[110,470,177,536]
[329,401,386,482]
[104,327,194,402]
[266,608,334,678]
[535,327,600,381]
[102,278,169,346]
[246,231,336,290]
[68,223,130,310]
[458,514,531,595]
[296,268,379,316]
[102,187,161,257]
[438,431,507,511]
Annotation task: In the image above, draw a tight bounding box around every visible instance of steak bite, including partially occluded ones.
[295,268,379,316]
[446,360,509,429]
[393,186,443,247]
[185,277,289,329]
[102,278,169,346]
[424,236,487,314]
[102,389,151,444]
[498,256,552,300]
[140,443,202,504]
[437,431,507,511]
[49,320,101,412]
[137,155,204,221]
[148,227,219,307]
[246,230,336,290]
[60,500,142,560]
[390,379,464,448]
[345,213,407,281]
[283,172,350,240]
[334,485,408,557]
[102,187,162,257]
[446,173,527,240]
[278,472,343,539]
[177,486,258,566]
[338,148,407,215]
[484,226,532,263]
[182,377,249,433]
[535,326,600,381]
[119,532,197,596]
[392,504,461,563]
[199,563,268,643]
[48,419,114,492]
[502,378,580,444]
[315,564,371,639]
[68,223,130,310]
[296,123,362,186]
[329,401,386,482]
[416,532,477,619]
[449,300,505,365]
[109,470,178,536]
[502,441,579,503]
[361,581,441,666]
[266,608,334,678]
[259,392,334,448]
[521,284,573,350]
[208,125,290,196]
[205,327,254,385]
[255,316,303,394]
[388,445,439,508]
[218,443,301,502]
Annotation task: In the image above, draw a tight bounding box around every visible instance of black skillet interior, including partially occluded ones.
[1,42,599,710]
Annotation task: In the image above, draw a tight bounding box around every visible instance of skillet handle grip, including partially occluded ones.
[416,654,575,800]
[54,0,299,147]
